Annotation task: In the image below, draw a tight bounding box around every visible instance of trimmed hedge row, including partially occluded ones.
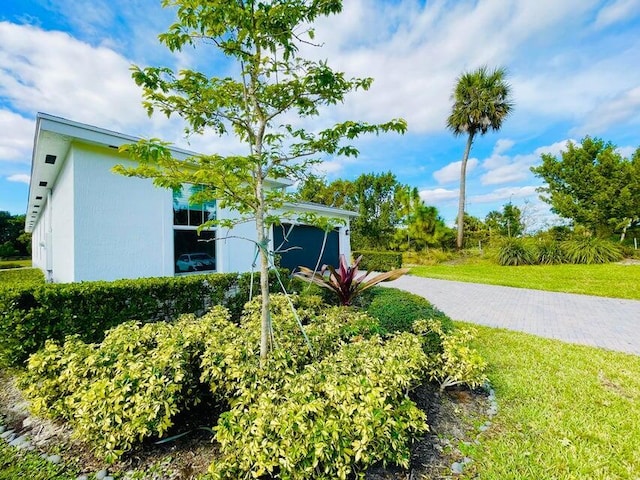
[362,287,453,353]
[353,250,403,271]
[0,271,289,367]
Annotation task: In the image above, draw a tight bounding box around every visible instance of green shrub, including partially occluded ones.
[562,237,623,264]
[294,255,408,306]
[199,294,383,406]
[352,250,402,271]
[413,319,487,392]
[0,270,288,367]
[402,249,455,266]
[535,240,566,265]
[211,333,429,480]
[496,238,537,266]
[20,308,231,462]
[363,287,453,352]
[18,293,443,474]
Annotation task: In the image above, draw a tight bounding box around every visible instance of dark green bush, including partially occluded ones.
[0,270,288,367]
[496,238,537,266]
[362,287,453,354]
[352,250,402,271]
[535,240,566,265]
[562,237,623,264]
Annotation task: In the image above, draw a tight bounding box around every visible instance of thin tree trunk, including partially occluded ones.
[256,175,271,363]
[456,133,474,249]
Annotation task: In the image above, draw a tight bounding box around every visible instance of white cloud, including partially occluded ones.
[595,0,640,28]
[302,0,610,134]
[573,86,640,135]
[0,110,33,162]
[419,187,458,204]
[470,186,539,204]
[7,174,30,184]
[493,139,515,155]
[481,139,573,186]
[617,145,637,158]
[0,22,147,133]
[481,162,531,186]
[433,158,478,185]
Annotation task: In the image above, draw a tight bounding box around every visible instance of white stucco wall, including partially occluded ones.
[31,208,47,272]
[71,143,173,282]
[215,207,259,273]
[50,152,76,282]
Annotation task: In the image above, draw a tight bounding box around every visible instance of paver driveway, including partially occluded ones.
[386,275,640,356]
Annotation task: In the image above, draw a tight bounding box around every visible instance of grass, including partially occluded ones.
[0,441,79,480]
[466,324,640,479]
[0,268,45,290]
[0,259,31,270]
[410,258,640,300]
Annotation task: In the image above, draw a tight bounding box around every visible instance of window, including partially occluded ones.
[173,186,217,274]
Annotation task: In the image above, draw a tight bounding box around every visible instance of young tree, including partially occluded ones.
[114,0,406,361]
[485,202,523,238]
[447,66,513,249]
[531,137,640,239]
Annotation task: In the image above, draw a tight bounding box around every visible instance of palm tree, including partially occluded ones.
[447,66,513,249]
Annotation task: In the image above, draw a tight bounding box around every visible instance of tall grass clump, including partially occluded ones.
[496,238,537,266]
[562,237,622,264]
[535,240,566,265]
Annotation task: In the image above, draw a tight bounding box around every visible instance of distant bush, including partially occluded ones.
[496,238,537,266]
[402,249,455,266]
[535,240,566,265]
[352,250,402,271]
[0,270,289,367]
[562,237,623,264]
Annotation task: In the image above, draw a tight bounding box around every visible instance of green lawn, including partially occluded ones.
[410,259,640,300]
[467,324,640,479]
[0,259,31,270]
[0,268,44,290]
[0,441,79,480]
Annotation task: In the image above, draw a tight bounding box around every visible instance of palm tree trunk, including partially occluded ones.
[456,133,474,249]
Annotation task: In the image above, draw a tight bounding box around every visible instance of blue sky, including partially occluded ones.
[1,0,639,230]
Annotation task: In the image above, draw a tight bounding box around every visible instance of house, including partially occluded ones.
[26,113,355,283]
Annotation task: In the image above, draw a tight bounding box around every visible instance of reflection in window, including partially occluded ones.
[174,230,216,273]
[173,185,217,274]
[173,185,216,227]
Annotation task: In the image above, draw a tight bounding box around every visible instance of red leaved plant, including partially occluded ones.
[295,255,409,306]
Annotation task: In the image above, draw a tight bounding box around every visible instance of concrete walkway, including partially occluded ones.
[386,276,640,356]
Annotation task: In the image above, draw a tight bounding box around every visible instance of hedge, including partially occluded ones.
[363,287,453,353]
[0,270,289,367]
[352,250,403,271]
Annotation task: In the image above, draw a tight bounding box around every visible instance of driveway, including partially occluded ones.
[385,275,640,356]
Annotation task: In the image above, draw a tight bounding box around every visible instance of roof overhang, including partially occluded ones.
[25,113,293,232]
[286,201,358,218]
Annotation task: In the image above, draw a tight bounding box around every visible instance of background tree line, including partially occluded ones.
[298,172,454,251]
[0,211,30,258]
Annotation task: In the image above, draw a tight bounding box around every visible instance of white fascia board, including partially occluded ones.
[285,201,358,218]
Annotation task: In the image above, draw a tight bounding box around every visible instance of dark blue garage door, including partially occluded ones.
[273,223,339,273]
